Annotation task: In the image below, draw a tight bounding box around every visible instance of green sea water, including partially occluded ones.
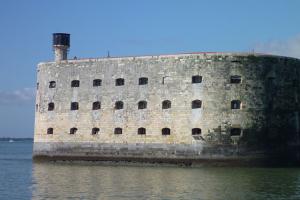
[1,141,300,200]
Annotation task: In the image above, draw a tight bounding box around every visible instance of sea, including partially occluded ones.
[1,141,300,200]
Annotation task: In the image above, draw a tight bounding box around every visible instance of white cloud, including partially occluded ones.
[0,87,35,105]
[254,34,300,59]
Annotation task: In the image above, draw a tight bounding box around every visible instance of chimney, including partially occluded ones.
[52,33,70,61]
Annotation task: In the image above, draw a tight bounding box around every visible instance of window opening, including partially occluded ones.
[116,78,124,86]
[138,127,146,135]
[162,128,171,135]
[93,79,102,87]
[138,101,147,109]
[114,128,122,134]
[192,128,201,135]
[139,77,148,85]
[47,128,53,135]
[162,100,171,109]
[115,101,124,110]
[92,101,101,110]
[192,100,202,109]
[92,128,100,135]
[48,102,55,111]
[71,102,79,110]
[49,81,56,88]
[192,75,202,83]
[71,80,80,87]
[230,75,241,84]
[70,127,77,134]
[231,100,241,109]
[231,128,241,136]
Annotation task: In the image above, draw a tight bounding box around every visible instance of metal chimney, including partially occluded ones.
[52,33,70,61]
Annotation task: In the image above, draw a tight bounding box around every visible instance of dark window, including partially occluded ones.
[139,77,148,85]
[115,101,124,110]
[230,75,241,84]
[36,104,38,111]
[47,128,53,135]
[36,82,39,90]
[71,102,79,110]
[93,79,102,87]
[71,80,80,87]
[116,78,124,86]
[162,128,171,135]
[70,127,77,135]
[49,81,56,88]
[138,101,147,109]
[92,101,101,110]
[114,128,122,134]
[231,100,241,109]
[48,102,55,111]
[138,127,146,135]
[92,128,100,135]
[192,100,202,109]
[231,128,241,136]
[162,100,171,109]
[192,75,202,83]
[192,128,201,135]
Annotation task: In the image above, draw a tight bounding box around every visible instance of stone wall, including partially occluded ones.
[33,52,300,162]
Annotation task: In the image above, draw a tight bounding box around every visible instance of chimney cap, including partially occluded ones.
[53,33,70,47]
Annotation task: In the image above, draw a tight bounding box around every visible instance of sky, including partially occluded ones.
[0,0,299,137]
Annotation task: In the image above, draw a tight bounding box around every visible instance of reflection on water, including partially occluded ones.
[3,142,300,199]
[32,162,300,200]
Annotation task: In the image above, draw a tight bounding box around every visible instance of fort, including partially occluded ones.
[33,33,300,165]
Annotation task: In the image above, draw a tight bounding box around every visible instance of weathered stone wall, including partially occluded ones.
[33,53,300,163]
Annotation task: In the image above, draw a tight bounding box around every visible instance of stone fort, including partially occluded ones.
[33,33,300,165]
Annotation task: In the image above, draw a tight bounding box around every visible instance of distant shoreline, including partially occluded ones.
[0,138,33,141]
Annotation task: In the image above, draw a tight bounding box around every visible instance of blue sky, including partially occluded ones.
[0,0,299,137]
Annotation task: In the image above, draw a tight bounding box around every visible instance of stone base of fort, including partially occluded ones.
[33,142,300,166]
